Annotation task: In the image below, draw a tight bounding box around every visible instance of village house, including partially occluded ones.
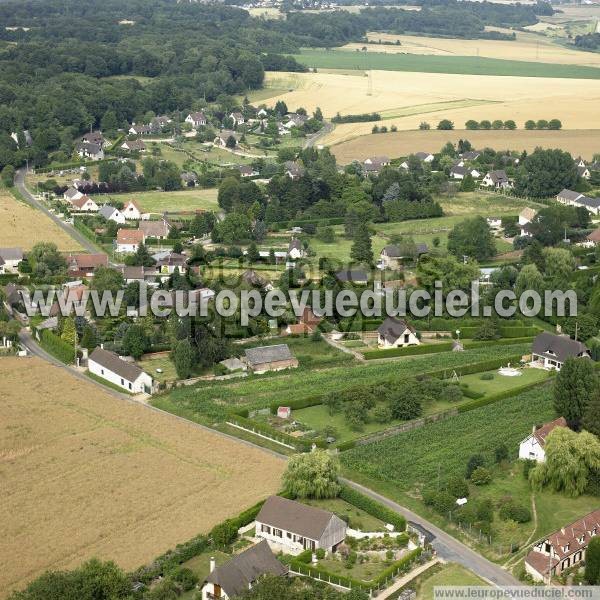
[362,156,390,175]
[255,495,347,555]
[245,344,298,373]
[284,113,308,129]
[185,111,207,128]
[531,332,591,371]
[400,152,434,170]
[229,111,245,127]
[214,129,239,147]
[519,207,537,237]
[0,247,23,274]
[482,170,512,189]
[76,141,104,161]
[286,306,322,335]
[201,540,288,600]
[284,161,305,180]
[116,228,145,253]
[99,204,126,224]
[335,269,369,285]
[128,124,152,136]
[181,171,198,186]
[525,509,600,582]
[64,187,84,202]
[151,115,172,131]
[449,165,481,180]
[460,150,481,161]
[69,195,99,212]
[139,219,170,240]
[378,316,419,348]
[578,165,591,180]
[239,165,259,178]
[66,253,108,278]
[575,157,587,168]
[519,417,568,463]
[88,347,153,394]
[380,243,428,269]
[287,238,305,260]
[583,228,600,247]
[120,265,159,284]
[122,200,142,220]
[121,139,146,153]
[154,251,188,275]
[81,131,106,147]
[556,189,600,215]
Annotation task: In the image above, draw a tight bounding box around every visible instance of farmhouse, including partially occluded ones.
[287,238,305,260]
[186,111,207,128]
[525,509,600,582]
[255,495,347,555]
[88,347,153,393]
[99,204,125,224]
[378,317,419,348]
[215,130,239,147]
[245,344,298,373]
[201,540,288,600]
[70,195,99,212]
[76,141,104,161]
[66,253,108,278]
[121,139,146,152]
[482,170,512,189]
[128,124,152,136]
[0,247,23,273]
[284,161,305,180]
[531,332,591,371]
[139,219,170,240]
[556,189,600,215]
[518,417,568,463]
[116,228,145,253]
[519,207,537,237]
[122,200,142,220]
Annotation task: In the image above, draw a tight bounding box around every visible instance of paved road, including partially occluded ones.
[343,478,520,587]
[305,121,335,148]
[15,168,106,256]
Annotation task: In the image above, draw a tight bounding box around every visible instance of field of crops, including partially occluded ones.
[153,343,531,424]
[341,385,554,491]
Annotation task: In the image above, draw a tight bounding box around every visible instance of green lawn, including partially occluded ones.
[105,188,219,213]
[459,367,550,396]
[180,549,231,598]
[415,563,488,600]
[292,48,600,79]
[302,497,386,531]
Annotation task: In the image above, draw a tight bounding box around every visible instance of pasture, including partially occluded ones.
[0,190,82,251]
[0,357,283,597]
[105,188,219,214]
[331,129,600,163]
[262,69,600,144]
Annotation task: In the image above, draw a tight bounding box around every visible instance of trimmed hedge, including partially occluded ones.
[38,329,76,363]
[339,485,406,532]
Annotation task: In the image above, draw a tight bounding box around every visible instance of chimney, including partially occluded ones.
[100,343,104,350]
[209,557,216,573]
[532,424,536,434]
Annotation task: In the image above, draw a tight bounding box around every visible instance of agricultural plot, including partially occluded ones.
[0,357,283,597]
[104,188,219,214]
[0,190,82,251]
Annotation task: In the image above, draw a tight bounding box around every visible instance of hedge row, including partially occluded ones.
[339,485,406,532]
[38,329,76,364]
[35,157,118,174]
[458,326,540,339]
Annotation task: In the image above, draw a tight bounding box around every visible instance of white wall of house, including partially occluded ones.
[201,582,230,600]
[106,210,126,224]
[255,521,317,555]
[88,359,152,393]
[378,329,420,349]
[123,203,141,220]
[518,435,546,462]
[288,248,304,260]
[532,353,562,370]
[116,242,140,253]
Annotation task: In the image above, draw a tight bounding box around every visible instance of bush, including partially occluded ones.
[495,444,509,463]
[297,549,313,563]
[447,476,469,499]
[39,329,76,364]
[466,454,485,479]
[470,467,492,485]
[210,520,238,548]
[316,548,326,559]
[422,489,455,515]
[498,500,531,523]
[480,373,494,381]
[522,459,536,479]
[339,486,406,531]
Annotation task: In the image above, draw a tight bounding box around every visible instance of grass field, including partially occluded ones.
[459,367,549,396]
[415,563,488,599]
[0,190,82,251]
[331,129,600,163]
[104,188,219,213]
[0,357,283,597]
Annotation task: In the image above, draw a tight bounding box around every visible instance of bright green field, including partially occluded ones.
[105,188,219,213]
[303,497,385,531]
[292,48,600,79]
[459,367,550,395]
[416,563,488,600]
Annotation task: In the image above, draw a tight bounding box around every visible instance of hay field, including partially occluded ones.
[356,31,600,66]
[105,188,219,213]
[0,357,284,597]
[331,129,600,164]
[0,190,82,251]
[263,69,600,144]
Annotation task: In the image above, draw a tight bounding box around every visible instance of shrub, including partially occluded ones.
[495,443,509,463]
[422,489,455,515]
[297,549,313,563]
[470,466,492,485]
[498,500,531,523]
[169,567,198,591]
[316,548,326,559]
[480,373,494,381]
[210,519,238,548]
[339,486,406,531]
[466,454,485,479]
[447,476,469,499]
[522,459,536,479]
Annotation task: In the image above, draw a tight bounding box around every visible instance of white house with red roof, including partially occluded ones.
[70,195,99,212]
[518,417,568,463]
[116,229,145,253]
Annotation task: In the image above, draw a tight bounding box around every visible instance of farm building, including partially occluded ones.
[378,317,419,349]
[88,347,153,394]
[518,417,568,463]
[245,344,298,373]
[525,509,600,582]
[255,495,347,555]
[201,540,288,600]
[531,332,590,370]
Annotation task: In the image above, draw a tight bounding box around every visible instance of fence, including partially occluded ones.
[226,420,296,450]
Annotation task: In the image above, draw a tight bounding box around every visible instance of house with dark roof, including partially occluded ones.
[378,317,419,349]
[121,139,146,153]
[185,111,207,128]
[482,170,512,189]
[531,332,590,371]
[99,204,125,224]
[66,253,108,277]
[287,238,304,260]
[155,251,188,275]
[88,347,153,393]
[460,151,481,161]
[64,187,84,202]
[525,509,600,582]
[255,496,347,555]
[0,247,23,273]
[214,129,239,147]
[201,540,288,600]
[449,165,480,180]
[380,244,428,269]
[335,269,369,285]
[120,265,159,284]
[362,156,390,175]
[245,344,298,373]
[556,189,600,215]
[284,161,305,180]
[238,165,259,178]
[128,124,153,136]
[139,219,170,240]
[76,141,104,161]
[518,417,568,463]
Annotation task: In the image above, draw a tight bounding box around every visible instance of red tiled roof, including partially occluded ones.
[587,229,600,243]
[117,229,145,244]
[533,417,568,448]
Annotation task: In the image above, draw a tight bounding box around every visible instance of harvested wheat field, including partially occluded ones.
[355,31,600,67]
[264,70,600,145]
[331,129,600,164]
[0,191,81,251]
[0,357,284,597]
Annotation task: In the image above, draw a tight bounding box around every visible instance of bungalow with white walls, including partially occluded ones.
[519,207,537,237]
[116,228,145,253]
[88,347,153,393]
[531,332,591,370]
[70,195,99,212]
[518,417,568,462]
[378,317,419,348]
[99,204,126,224]
[186,111,207,128]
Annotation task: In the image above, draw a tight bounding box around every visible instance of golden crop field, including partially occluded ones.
[355,30,600,66]
[0,190,82,251]
[262,69,600,145]
[331,129,600,164]
[0,357,284,597]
